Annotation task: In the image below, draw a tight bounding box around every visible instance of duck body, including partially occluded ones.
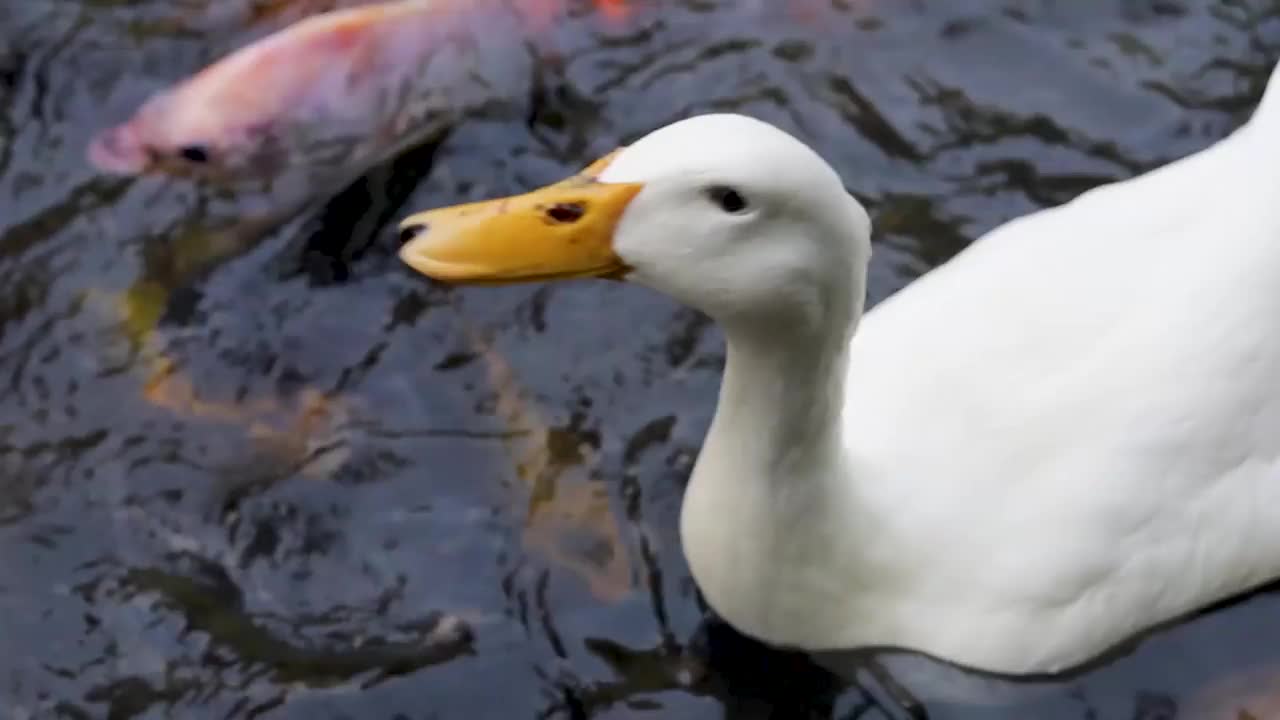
[398,61,1280,677]
[683,85,1280,675]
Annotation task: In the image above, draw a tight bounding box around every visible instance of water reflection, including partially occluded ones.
[3,0,1280,718]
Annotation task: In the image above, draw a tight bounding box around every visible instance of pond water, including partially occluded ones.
[2,1,1280,718]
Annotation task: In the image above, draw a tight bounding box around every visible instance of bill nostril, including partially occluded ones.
[398,223,428,246]
[546,202,586,223]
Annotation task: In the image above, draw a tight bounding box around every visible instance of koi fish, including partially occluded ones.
[87,0,529,189]
[115,290,635,601]
[456,311,635,603]
[1185,663,1280,720]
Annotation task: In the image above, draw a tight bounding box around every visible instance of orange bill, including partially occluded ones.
[397,150,643,284]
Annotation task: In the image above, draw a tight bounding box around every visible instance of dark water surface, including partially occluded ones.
[3,1,1280,718]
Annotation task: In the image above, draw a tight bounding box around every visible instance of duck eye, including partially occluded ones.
[706,185,749,214]
[178,145,210,163]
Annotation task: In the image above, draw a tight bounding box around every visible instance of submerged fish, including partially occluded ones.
[87,0,536,387]
[456,312,635,603]
[88,0,529,189]
[1184,662,1280,720]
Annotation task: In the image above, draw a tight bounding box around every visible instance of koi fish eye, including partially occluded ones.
[178,145,211,163]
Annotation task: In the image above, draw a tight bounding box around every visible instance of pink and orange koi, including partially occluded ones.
[88,0,528,187]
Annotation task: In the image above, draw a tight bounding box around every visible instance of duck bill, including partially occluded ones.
[397,151,643,285]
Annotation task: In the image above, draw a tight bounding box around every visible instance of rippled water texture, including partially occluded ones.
[3,1,1280,718]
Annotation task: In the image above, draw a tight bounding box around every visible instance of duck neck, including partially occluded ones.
[680,299,867,648]
[712,315,851,469]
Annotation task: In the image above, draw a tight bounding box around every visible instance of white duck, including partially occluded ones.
[396,61,1280,679]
